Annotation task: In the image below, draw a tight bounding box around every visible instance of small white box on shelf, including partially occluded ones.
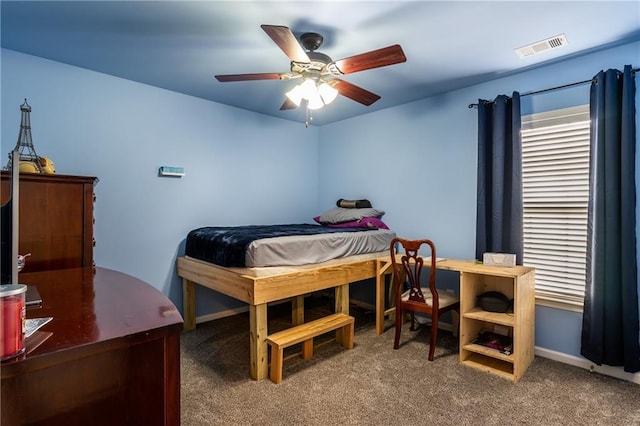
[483,252,516,267]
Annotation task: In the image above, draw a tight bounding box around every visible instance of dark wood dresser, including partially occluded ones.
[0,172,97,272]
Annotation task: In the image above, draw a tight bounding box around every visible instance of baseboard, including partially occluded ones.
[195,298,299,324]
[535,346,640,385]
[195,297,383,326]
[348,298,375,311]
[194,297,456,349]
[196,306,249,324]
[414,317,454,332]
[335,297,459,331]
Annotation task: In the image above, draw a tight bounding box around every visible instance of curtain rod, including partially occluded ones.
[467,67,639,109]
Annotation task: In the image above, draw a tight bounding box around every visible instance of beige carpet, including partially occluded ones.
[180,295,640,425]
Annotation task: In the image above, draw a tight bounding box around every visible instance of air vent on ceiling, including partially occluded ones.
[514,34,568,58]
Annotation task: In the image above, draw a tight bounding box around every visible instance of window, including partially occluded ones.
[521,105,590,311]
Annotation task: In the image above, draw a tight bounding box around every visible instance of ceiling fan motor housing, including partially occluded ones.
[300,32,324,51]
[307,51,332,64]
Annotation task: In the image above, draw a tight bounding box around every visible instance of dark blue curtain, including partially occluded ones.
[475,92,523,265]
[581,65,640,373]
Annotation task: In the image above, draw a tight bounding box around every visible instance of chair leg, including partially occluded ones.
[394,307,402,349]
[428,314,438,361]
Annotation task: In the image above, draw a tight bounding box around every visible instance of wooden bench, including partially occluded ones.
[266,313,355,384]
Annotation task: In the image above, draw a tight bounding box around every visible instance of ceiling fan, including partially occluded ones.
[215,25,407,111]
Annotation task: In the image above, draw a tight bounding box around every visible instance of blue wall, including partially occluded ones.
[1,48,320,315]
[318,40,640,357]
[2,40,639,360]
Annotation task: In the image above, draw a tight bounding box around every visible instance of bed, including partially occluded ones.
[176,222,396,380]
[185,223,395,267]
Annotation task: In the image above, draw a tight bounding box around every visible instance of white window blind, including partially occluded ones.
[521,105,590,311]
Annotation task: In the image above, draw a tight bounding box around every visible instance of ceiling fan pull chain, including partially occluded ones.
[305,107,313,128]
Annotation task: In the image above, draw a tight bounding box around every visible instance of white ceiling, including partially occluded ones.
[2,1,639,126]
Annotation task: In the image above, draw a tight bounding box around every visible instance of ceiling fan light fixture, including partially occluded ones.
[306,88,324,110]
[299,78,317,99]
[319,82,338,105]
[285,84,304,106]
[287,78,332,110]
[286,76,339,110]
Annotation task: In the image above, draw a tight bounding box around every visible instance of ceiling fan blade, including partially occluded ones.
[261,24,310,63]
[329,45,407,75]
[280,98,298,110]
[215,73,283,82]
[329,79,381,106]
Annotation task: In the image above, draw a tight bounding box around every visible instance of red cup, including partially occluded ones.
[1,284,27,361]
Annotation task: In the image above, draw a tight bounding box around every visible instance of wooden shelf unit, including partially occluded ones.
[443,261,535,382]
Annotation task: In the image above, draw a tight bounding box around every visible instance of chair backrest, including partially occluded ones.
[389,237,439,308]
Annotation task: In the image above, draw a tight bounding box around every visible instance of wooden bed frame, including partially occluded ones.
[177,251,394,380]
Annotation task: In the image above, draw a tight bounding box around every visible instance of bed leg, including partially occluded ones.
[250,303,268,381]
[375,260,385,336]
[182,278,196,331]
[375,258,395,336]
[292,295,304,326]
[334,283,349,345]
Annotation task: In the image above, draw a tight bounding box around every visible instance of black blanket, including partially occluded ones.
[185,224,369,267]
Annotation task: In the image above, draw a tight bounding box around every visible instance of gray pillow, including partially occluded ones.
[318,207,385,224]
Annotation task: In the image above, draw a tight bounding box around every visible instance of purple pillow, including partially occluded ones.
[313,216,389,230]
[359,217,390,229]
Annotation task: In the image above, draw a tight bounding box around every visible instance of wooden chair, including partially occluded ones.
[390,237,460,361]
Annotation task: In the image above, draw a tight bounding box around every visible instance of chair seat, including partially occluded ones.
[401,288,459,309]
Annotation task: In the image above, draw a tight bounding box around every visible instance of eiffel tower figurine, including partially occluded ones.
[5,99,44,173]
